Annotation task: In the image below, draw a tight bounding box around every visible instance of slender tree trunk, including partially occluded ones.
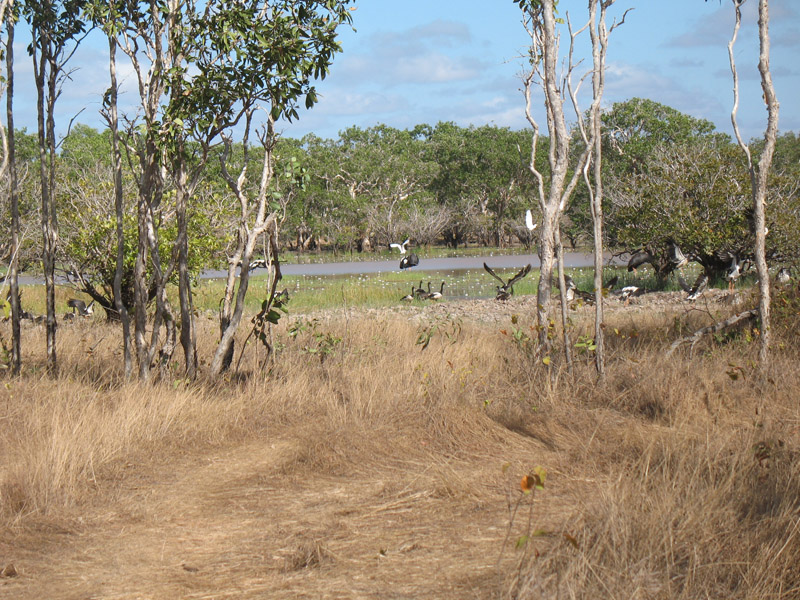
[727,0,778,369]
[554,225,572,371]
[6,11,20,375]
[175,159,196,378]
[34,45,58,375]
[753,0,778,366]
[107,30,133,381]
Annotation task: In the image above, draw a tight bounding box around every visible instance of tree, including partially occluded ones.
[204,0,355,376]
[517,0,605,358]
[22,0,89,375]
[2,0,18,374]
[726,0,779,367]
[428,122,534,248]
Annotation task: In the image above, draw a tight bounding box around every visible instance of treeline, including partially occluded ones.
[5,98,798,277]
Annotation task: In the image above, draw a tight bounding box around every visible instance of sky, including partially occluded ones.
[9,0,800,142]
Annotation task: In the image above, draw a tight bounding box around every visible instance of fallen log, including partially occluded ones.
[667,308,759,357]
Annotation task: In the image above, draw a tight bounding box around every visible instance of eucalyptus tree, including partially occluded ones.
[22,0,89,375]
[203,0,354,376]
[1,0,18,374]
[516,0,610,358]
[726,0,779,367]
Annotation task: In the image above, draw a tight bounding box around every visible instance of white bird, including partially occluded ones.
[525,209,537,231]
[390,238,410,254]
[777,267,791,284]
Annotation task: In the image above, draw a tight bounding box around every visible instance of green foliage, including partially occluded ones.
[415,314,463,351]
[288,317,342,361]
[166,0,354,139]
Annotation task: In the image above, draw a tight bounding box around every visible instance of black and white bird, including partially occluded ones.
[401,285,415,302]
[725,255,742,291]
[426,281,445,301]
[627,250,655,274]
[777,267,791,284]
[414,280,427,299]
[249,258,268,271]
[562,274,577,302]
[678,272,709,301]
[400,253,419,269]
[67,298,94,317]
[618,285,645,304]
[484,263,532,301]
[390,238,410,254]
[668,241,689,270]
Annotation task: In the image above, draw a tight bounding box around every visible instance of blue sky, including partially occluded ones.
[10,0,800,142]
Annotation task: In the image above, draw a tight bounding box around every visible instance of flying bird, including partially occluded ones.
[679,272,709,301]
[67,298,94,317]
[390,238,410,254]
[668,241,689,270]
[484,262,532,301]
[525,209,537,231]
[627,250,655,274]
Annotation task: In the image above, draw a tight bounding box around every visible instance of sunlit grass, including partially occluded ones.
[15,262,728,318]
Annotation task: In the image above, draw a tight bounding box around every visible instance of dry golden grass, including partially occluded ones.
[0,289,799,599]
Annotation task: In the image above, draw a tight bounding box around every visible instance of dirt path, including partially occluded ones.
[2,428,564,599]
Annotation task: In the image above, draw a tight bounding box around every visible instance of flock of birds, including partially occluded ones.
[15,297,94,324]
[393,222,793,305]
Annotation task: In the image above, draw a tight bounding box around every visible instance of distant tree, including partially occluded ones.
[428,122,534,248]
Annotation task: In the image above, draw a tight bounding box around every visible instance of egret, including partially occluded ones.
[525,209,537,231]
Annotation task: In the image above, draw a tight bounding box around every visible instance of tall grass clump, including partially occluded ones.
[503,296,800,600]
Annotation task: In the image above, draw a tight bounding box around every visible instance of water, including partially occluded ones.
[209,251,615,278]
